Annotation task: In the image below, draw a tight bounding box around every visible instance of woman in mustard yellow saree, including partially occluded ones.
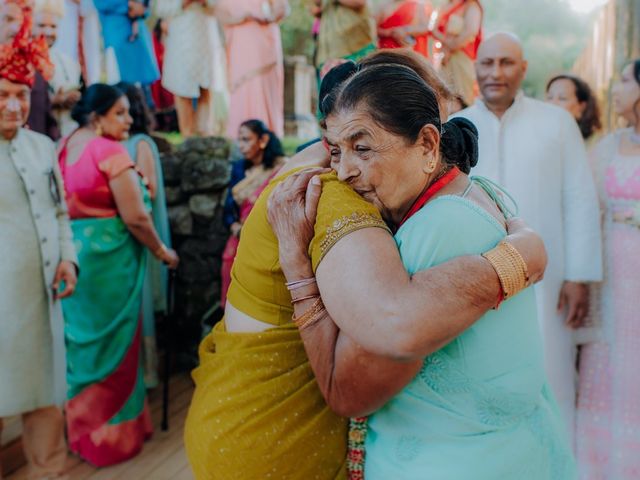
[184,51,547,480]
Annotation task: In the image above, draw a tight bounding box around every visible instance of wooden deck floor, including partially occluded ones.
[7,373,195,480]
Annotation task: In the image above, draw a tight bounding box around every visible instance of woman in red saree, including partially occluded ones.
[376,0,432,58]
[432,0,482,106]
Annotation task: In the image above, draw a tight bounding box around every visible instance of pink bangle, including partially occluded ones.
[291,293,320,304]
[285,277,317,291]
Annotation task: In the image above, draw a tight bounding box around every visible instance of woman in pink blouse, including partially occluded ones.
[58,84,178,467]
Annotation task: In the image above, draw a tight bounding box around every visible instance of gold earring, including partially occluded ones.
[95,124,103,136]
[424,156,437,174]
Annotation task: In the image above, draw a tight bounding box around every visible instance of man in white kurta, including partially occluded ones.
[454,33,603,438]
[34,0,83,137]
[55,0,103,85]
[0,5,77,478]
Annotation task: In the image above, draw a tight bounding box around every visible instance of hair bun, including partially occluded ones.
[70,96,90,125]
[440,117,479,174]
[319,61,358,119]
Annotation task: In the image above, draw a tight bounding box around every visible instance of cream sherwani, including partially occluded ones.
[0,129,77,418]
[454,93,603,437]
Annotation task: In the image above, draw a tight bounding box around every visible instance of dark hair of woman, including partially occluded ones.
[329,63,478,174]
[153,18,163,40]
[546,74,602,140]
[318,61,358,123]
[239,119,284,169]
[360,49,453,105]
[319,49,454,125]
[116,81,156,135]
[71,83,124,127]
[632,59,640,125]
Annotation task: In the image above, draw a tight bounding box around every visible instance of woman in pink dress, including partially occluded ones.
[217,0,288,138]
[575,59,640,479]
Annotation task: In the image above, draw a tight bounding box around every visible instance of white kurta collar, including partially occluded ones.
[1,128,24,146]
[475,90,526,121]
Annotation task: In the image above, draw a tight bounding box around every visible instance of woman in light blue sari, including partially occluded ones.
[119,82,171,389]
[268,63,575,479]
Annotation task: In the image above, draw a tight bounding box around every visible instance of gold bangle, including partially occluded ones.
[481,241,529,300]
[293,297,324,329]
[300,306,327,331]
[153,244,168,258]
[502,241,530,287]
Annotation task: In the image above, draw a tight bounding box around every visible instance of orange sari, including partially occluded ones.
[378,1,431,58]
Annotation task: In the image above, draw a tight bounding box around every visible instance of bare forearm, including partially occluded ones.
[445,32,476,51]
[313,229,500,361]
[285,254,422,417]
[386,255,499,359]
[293,300,422,417]
[125,215,163,252]
[404,23,431,36]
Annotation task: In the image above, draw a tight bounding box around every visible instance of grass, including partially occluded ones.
[153,132,311,158]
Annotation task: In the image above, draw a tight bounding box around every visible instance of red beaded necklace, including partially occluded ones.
[398,166,461,227]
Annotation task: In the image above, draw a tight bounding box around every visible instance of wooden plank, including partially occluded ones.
[141,442,192,480]
[83,386,193,480]
[6,374,195,480]
[173,465,196,480]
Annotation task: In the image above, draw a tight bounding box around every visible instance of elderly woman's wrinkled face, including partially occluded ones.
[612,64,640,122]
[325,107,437,225]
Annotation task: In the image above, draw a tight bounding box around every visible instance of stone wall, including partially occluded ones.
[158,136,231,367]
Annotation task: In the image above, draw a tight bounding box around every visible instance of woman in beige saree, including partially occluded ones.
[217,0,288,138]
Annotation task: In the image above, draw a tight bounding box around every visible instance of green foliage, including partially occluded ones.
[482,0,593,98]
[280,0,315,59]
[282,136,306,156]
[155,131,184,145]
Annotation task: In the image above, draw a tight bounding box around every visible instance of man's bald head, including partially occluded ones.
[477,32,525,61]
[475,32,528,114]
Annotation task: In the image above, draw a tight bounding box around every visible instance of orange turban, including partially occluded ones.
[0,0,53,87]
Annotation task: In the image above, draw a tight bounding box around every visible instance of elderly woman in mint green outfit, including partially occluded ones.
[268,63,575,478]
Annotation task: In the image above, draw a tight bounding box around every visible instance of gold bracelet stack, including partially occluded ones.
[293,297,325,330]
[153,243,168,259]
[481,241,529,300]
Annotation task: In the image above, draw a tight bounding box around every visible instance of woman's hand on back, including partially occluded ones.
[267,168,330,279]
[159,247,180,269]
[277,141,330,177]
[504,217,547,285]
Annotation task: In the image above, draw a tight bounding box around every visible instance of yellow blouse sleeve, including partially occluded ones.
[309,172,391,272]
